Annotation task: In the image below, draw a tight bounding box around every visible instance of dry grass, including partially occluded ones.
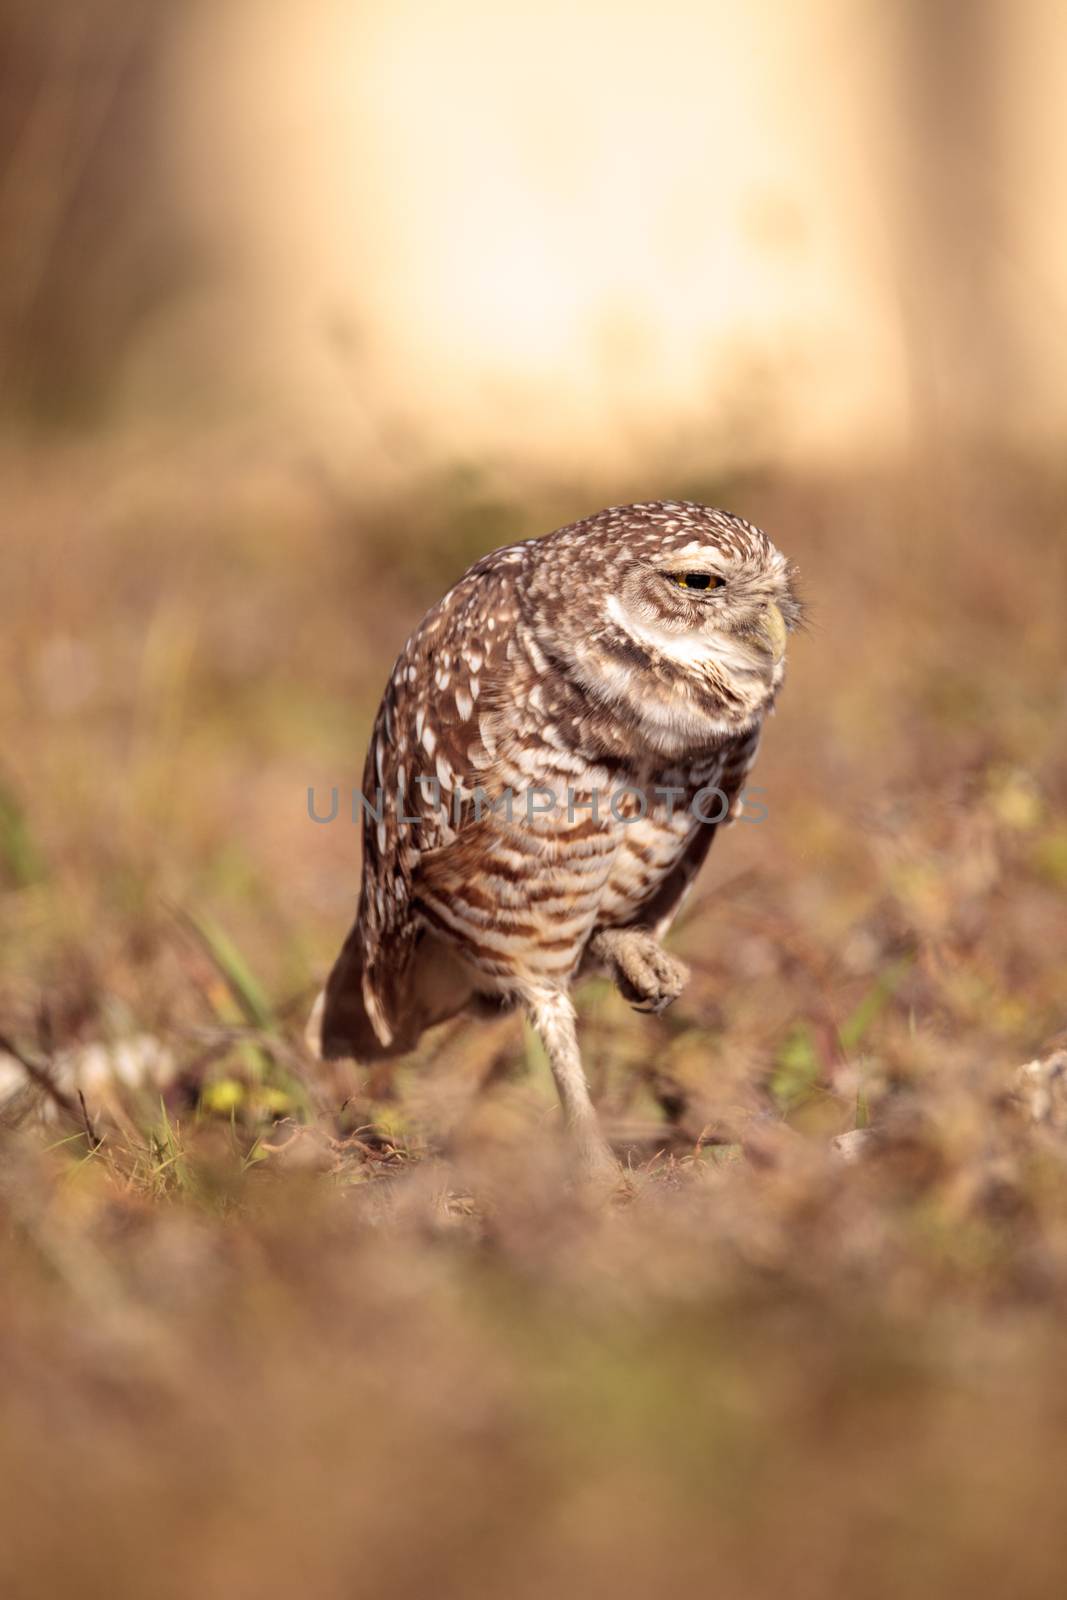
[2,432,1067,1598]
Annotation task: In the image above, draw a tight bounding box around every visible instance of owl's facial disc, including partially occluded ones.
[611,557,790,673]
[535,505,800,756]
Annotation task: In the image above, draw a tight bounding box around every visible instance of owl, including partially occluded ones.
[311,502,801,1179]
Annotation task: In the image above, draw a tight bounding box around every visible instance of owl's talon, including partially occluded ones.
[589,928,689,1014]
[573,1136,623,1194]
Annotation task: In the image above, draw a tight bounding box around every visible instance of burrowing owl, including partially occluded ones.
[312,501,801,1177]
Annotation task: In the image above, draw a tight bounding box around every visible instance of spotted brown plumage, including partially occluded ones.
[312,501,802,1179]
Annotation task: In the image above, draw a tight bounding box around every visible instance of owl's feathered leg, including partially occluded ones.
[524,987,617,1183]
[587,928,689,1014]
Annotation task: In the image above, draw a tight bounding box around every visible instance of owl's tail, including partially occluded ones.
[309,926,410,1063]
[308,924,479,1065]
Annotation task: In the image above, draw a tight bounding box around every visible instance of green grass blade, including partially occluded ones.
[838,956,914,1054]
[0,778,47,887]
[174,906,275,1031]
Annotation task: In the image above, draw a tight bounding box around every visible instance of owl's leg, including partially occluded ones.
[524,987,618,1183]
[588,928,689,1014]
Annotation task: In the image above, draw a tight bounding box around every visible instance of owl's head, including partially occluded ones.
[531,501,803,757]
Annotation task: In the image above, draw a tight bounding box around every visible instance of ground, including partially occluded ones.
[1,437,1066,1598]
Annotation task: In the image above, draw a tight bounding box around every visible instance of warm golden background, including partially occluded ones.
[2,3,1067,1596]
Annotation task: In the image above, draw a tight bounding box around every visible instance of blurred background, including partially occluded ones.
[3,0,1067,459]
[2,4,1067,1596]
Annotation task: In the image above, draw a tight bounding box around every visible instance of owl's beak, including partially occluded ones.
[754,601,788,664]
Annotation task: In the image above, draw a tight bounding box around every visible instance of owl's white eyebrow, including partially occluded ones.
[663,541,727,563]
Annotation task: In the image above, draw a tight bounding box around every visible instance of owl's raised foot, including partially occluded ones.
[589,928,689,1014]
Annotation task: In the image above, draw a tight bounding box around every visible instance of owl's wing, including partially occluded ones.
[320,553,530,1056]
[640,725,764,938]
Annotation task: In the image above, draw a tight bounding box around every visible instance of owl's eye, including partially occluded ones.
[671,572,723,591]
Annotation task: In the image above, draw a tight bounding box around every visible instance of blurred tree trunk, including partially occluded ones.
[0,0,183,424]
[893,0,1018,450]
